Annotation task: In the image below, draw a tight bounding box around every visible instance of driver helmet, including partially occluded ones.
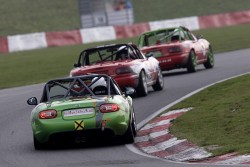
[90,77,107,90]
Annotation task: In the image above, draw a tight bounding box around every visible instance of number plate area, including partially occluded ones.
[63,108,94,117]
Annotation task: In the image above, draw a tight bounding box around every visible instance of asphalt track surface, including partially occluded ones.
[0,49,250,167]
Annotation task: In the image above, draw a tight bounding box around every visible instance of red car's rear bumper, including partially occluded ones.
[159,53,189,71]
[113,74,139,90]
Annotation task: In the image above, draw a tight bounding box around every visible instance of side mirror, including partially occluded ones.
[124,87,136,97]
[27,97,38,105]
[74,62,82,68]
[196,34,203,39]
[145,52,153,58]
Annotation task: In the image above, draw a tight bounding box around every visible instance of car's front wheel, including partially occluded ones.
[204,46,214,69]
[152,68,164,91]
[187,50,197,73]
[136,71,148,96]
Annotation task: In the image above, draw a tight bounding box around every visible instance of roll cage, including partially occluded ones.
[138,26,196,47]
[40,74,121,102]
[75,44,145,67]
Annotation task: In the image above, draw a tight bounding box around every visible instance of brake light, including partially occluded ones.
[100,104,120,113]
[168,46,182,53]
[39,110,57,119]
[116,66,133,74]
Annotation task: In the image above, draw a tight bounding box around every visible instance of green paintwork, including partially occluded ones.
[31,96,132,143]
[29,75,135,145]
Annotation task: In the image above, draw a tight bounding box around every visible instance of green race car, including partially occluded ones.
[27,74,137,150]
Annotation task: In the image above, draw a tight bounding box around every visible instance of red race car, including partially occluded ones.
[70,43,164,96]
[138,26,214,72]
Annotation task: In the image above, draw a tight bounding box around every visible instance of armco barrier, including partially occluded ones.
[114,23,150,39]
[46,30,82,47]
[199,10,250,29]
[0,37,8,53]
[80,26,116,44]
[7,32,47,53]
[0,10,250,54]
[149,16,200,31]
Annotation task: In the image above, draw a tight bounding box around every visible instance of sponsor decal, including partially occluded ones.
[74,120,84,130]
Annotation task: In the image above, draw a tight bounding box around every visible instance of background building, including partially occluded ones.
[78,0,134,28]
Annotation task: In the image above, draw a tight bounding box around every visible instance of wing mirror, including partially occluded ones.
[196,34,203,39]
[27,97,38,105]
[124,87,136,97]
[74,62,81,68]
[145,52,153,58]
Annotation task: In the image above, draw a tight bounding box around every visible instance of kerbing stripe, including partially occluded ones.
[150,151,170,158]
[215,155,250,164]
[140,145,163,154]
[143,140,197,158]
[137,123,171,136]
[165,140,196,155]
[150,113,185,124]
[161,108,192,117]
[135,134,174,148]
[135,135,149,143]
[194,152,239,163]
[135,129,169,143]
[135,141,153,148]
[149,129,169,139]
[242,161,250,164]
[141,119,171,131]
[140,137,186,154]
[166,147,212,162]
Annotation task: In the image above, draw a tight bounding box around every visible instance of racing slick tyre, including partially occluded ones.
[204,46,214,69]
[152,68,164,91]
[131,109,137,136]
[123,111,136,144]
[33,136,47,150]
[136,71,148,97]
[187,50,197,73]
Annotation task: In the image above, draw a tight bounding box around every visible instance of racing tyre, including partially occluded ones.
[136,71,148,96]
[187,50,197,73]
[123,112,136,144]
[33,136,46,150]
[131,110,137,136]
[152,68,164,91]
[204,46,214,69]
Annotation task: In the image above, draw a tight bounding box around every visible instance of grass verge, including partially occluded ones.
[169,74,250,155]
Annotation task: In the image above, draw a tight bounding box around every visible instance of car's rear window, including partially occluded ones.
[141,29,178,47]
[84,45,132,65]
